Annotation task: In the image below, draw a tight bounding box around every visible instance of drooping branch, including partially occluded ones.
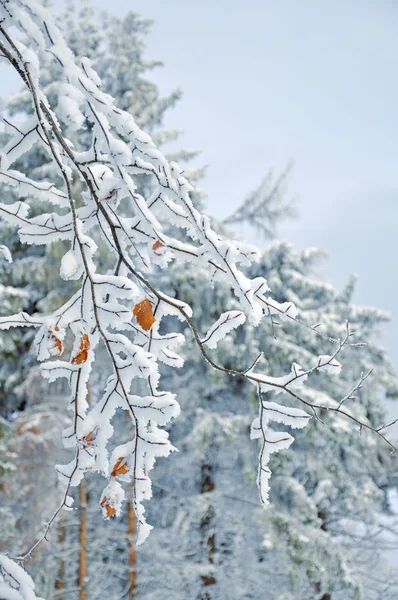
[0,2,395,588]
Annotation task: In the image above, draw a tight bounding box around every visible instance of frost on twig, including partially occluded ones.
[251,387,311,504]
[0,0,394,567]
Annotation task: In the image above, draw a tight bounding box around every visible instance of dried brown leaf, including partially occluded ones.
[111,456,129,478]
[82,431,96,445]
[48,329,63,357]
[100,496,116,518]
[152,240,164,255]
[133,299,155,331]
[71,333,90,365]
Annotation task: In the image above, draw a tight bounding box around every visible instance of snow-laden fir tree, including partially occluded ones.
[132,240,398,600]
[0,417,16,544]
[0,1,396,599]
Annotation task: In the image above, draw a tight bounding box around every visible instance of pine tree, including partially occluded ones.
[133,240,398,599]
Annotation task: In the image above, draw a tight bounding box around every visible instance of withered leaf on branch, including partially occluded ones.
[152,240,164,255]
[71,333,90,365]
[111,456,129,478]
[47,327,63,357]
[82,430,96,447]
[133,299,155,331]
[100,496,116,519]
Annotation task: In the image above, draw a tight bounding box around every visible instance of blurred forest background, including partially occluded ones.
[0,1,398,599]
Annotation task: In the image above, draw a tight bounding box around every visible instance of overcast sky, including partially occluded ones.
[1,0,397,370]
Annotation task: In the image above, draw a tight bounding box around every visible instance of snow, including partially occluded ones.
[201,310,246,349]
[256,401,311,430]
[0,555,43,600]
[56,83,85,131]
[100,480,125,519]
[0,2,376,587]
[248,362,308,395]
[60,249,83,281]
[0,245,12,263]
[251,395,311,504]
[317,354,342,374]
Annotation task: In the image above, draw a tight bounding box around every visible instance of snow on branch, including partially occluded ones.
[0,0,395,578]
[0,555,43,600]
[251,388,311,504]
[201,310,246,349]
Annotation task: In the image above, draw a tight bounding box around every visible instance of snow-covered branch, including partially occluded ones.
[0,554,43,600]
[0,1,395,585]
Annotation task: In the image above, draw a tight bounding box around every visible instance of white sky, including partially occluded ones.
[1,0,397,369]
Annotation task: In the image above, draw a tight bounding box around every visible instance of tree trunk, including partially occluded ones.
[127,494,138,597]
[126,409,137,598]
[199,463,216,599]
[78,388,91,600]
[54,517,66,599]
[314,511,331,600]
[314,582,331,600]
[78,477,88,600]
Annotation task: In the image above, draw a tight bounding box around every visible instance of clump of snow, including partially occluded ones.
[317,355,342,374]
[251,397,310,504]
[248,362,308,395]
[0,555,43,600]
[60,249,83,280]
[0,245,12,263]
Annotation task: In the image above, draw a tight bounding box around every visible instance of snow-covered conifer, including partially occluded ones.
[136,241,397,599]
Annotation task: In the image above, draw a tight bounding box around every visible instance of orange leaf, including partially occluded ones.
[133,299,155,331]
[48,329,63,357]
[28,426,41,435]
[54,338,63,354]
[100,496,116,518]
[71,333,90,365]
[105,505,116,518]
[152,240,164,255]
[111,456,129,478]
[81,333,90,350]
[82,430,96,445]
[71,349,88,365]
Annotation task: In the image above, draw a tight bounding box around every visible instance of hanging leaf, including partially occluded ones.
[100,481,125,520]
[82,430,97,448]
[152,240,164,255]
[100,496,117,519]
[133,299,155,331]
[47,327,63,357]
[111,456,129,477]
[71,333,90,365]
